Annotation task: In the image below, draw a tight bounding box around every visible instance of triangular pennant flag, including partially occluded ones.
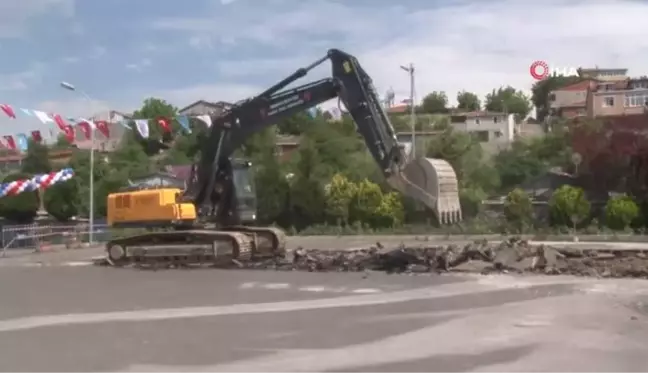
[52,114,68,130]
[157,117,171,133]
[0,104,16,119]
[32,110,54,124]
[63,125,75,143]
[20,108,32,116]
[118,119,131,129]
[197,115,212,127]
[3,135,15,150]
[176,115,191,134]
[96,120,110,138]
[77,121,92,140]
[134,119,149,138]
[16,134,28,152]
[31,130,42,143]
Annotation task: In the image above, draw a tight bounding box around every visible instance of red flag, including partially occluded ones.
[52,114,68,131]
[3,135,15,150]
[0,104,15,119]
[157,117,171,133]
[30,130,42,143]
[96,120,110,138]
[63,125,75,143]
[77,121,91,139]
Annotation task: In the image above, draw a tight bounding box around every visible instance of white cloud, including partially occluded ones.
[0,0,75,38]
[125,58,152,72]
[148,0,648,112]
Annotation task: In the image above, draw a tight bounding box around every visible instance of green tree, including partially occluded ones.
[44,179,79,221]
[504,188,533,232]
[420,91,448,114]
[254,143,290,225]
[375,191,404,228]
[456,91,481,111]
[485,86,532,119]
[549,185,590,229]
[605,195,639,231]
[289,139,327,229]
[0,172,39,223]
[349,179,383,227]
[325,173,358,225]
[21,139,51,174]
[131,98,180,149]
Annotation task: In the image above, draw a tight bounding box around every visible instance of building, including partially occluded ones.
[72,110,132,152]
[548,67,648,119]
[450,111,517,143]
[178,100,233,117]
[548,80,595,119]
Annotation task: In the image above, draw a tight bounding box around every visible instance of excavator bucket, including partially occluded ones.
[386,157,462,224]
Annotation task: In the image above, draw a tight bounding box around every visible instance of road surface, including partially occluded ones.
[2,236,648,371]
[1,265,648,371]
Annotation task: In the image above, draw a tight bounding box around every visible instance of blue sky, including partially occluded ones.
[1,0,648,136]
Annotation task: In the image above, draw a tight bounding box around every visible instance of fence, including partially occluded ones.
[0,222,111,254]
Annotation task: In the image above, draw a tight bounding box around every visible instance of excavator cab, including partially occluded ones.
[231,159,257,224]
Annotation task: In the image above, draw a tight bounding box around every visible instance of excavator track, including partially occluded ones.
[105,230,254,268]
[221,226,287,258]
[105,227,287,269]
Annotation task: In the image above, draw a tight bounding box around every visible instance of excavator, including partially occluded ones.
[104,48,462,267]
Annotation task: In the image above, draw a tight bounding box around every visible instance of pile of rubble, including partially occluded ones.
[243,237,648,279]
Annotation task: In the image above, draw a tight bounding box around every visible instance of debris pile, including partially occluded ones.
[244,237,648,279]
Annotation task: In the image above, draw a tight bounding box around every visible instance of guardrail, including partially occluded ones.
[0,223,110,256]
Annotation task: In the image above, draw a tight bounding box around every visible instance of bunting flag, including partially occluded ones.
[0,168,74,198]
[0,101,345,152]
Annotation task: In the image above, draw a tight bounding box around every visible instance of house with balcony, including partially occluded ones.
[589,77,648,117]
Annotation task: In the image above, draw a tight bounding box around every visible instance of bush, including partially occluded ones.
[605,195,639,231]
[503,188,533,232]
[549,185,590,229]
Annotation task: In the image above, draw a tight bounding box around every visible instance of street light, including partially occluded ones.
[60,81,95,245]
[400,63,416,159]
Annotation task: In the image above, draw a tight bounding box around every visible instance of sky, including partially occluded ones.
[1,0,648,137]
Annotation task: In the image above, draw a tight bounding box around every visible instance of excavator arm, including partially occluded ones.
[187,49,462,224]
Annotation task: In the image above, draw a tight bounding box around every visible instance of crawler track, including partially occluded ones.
[105,227,286,268]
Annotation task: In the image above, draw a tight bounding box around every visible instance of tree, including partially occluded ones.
[375,192,404,228]
[325,173,357,225]
[44,179,79,221]
[549,185,590,229]
[349,179,383,227]
[0,172,39,223]
[420,91,448,114]
[605,195,639,231]
[289,139,327,229]
[485,86,532,119]
[131,98,179,148]
[21,139,51,174]
[456,91,481,111]
[504,188,533,232]
[253,138,290,225]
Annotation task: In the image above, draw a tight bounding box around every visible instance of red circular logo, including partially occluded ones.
[529,60,549,80]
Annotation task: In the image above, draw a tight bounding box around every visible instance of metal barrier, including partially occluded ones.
[0,223,111,256]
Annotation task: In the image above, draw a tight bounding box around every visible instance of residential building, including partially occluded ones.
[450,111,517,143]
[178,100,233,117]
[578,68,628,81]
[72,110,132,152]
[548,80,595,119]
[589,77,648,117]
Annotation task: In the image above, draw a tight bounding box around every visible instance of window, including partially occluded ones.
[475,118,480,125]
[624,92,648,107]
[602,96,614,107]
[472,131,489,142]
[549,93,556,101]
[493,116,499,123]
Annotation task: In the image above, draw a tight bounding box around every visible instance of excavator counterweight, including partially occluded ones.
[104,48,462,268]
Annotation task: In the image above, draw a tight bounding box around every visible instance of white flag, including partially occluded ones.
[197,115,212,127]
[134,119,149,138]
[33,110,54,124]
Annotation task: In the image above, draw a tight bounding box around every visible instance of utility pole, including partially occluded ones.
[400,63,415,158]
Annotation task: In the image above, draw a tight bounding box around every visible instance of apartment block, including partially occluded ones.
[549,67,648,119]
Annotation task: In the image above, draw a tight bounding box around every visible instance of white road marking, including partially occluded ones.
[0,276,594,333]
[62,261,94,267]
[262,283,291,289]
[298,286,329,292]
[351,288,382,294]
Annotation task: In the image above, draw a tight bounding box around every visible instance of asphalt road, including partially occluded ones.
[2,236,648,371]
[1,265,648,371]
